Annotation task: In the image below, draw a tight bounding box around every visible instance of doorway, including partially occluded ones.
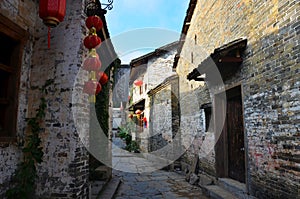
[215,85,245,183]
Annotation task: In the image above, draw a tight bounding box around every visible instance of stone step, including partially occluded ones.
[218,178,256,199]
[95,177,121,199]
[202,185,238,199]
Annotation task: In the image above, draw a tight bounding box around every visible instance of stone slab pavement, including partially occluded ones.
[113,169,209,199]
[112,137,174,174]
[111,137,209,198]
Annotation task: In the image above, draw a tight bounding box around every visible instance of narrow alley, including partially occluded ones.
[1,1,299,199]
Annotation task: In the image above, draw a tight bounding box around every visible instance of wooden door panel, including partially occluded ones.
[227,95,245,183]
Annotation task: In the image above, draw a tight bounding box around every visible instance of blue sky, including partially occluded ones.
[106,0,190,64]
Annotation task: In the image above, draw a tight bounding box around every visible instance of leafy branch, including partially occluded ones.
[6,79,54,199]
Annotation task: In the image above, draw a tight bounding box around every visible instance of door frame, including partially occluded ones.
[214,83,249,189]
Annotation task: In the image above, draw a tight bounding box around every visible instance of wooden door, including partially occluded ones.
[227,93,245,183]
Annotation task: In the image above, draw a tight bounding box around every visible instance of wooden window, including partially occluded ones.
[0,14,27,142]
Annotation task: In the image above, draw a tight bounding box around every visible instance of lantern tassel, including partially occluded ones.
[48,27,51,49]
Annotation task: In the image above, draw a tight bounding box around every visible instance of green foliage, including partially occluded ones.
[126,140,139,153]
[118,126,132,146]
[118,122,140,153]
[6,79,53,199]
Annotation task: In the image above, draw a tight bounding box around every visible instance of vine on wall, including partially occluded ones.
[6,79,53,199]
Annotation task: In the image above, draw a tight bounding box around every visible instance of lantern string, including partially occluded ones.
[48,27,51,49]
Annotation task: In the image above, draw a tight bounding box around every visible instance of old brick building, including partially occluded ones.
[128,42,178,152]
[174,0,299,198]
[0,0,115,198]
[148,74,179,153]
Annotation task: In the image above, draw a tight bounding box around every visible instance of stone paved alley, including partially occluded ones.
[113,170,209,199]
[111,136,209,199]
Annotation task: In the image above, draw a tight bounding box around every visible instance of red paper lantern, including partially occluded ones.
[97,72,109,85]
[83,56,101,71]
[86,16,103,32]
[84,35,101,49]
[39,0,66,48]
[83,80,99,95]
[39,0,66,28]
[134,80,143,86]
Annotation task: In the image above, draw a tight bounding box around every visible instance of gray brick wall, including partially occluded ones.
[176,0,300,198]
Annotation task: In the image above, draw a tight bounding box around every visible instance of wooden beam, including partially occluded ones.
[0,13,28,41]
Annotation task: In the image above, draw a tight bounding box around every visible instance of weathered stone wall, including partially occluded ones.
[144,49,178,152]
[0,0,90,198]
[149,75,183,162]
[177,0,300,198]
[149,85,172,152]
[31,1,89,198]
[132,48,177,106]
[0,0,38,196]
[145,49,178,90]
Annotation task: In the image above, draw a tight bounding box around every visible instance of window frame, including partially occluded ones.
[0,14,28,142]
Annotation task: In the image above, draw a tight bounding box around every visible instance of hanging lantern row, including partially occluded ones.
[39,0,66,49]
[82,15,108,103]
